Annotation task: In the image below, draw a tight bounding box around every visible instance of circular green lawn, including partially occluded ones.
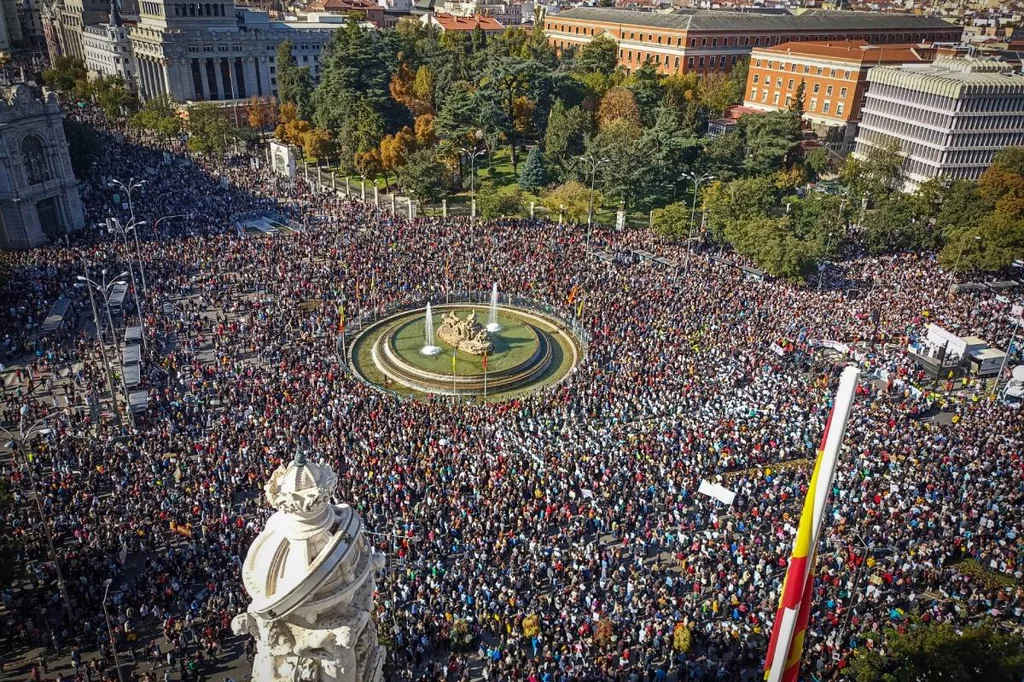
[391,307,538,376]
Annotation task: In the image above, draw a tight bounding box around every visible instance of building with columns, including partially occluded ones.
[0,85,86,249]
[128,0,339,103]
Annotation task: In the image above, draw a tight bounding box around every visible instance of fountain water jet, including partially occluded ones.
[486,282,502,333]
[420,302,442,356]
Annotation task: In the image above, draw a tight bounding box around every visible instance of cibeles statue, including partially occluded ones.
[232,452,385,682]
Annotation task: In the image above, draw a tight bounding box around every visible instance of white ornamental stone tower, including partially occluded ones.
[232,452,385,682]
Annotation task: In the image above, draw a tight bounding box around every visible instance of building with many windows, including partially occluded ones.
[0,85,85,249]
[743,40,935,152]
[82,1,135,89]
[127,2,339,102]
[854,57,1024,191]
[544,8,962,76]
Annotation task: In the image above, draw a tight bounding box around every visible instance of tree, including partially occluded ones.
[627,61,662,126]
[841,138,904,199]
[518,147,547,192]
[277,40,313,119]
[413,65,435,112]
[403,147,448,206]
[435,83,478,145]
[247,96,279,135]
[936,180,986,239]
[575,35,619,76]
[186,102,236,157]
[414,113,436,147]
[702,131,744,183]
[354,148,383,180]
[652,202,691,240]
[589,118,654,210]
[513,96,536,139]
[478,184,525,218]
[739,111,801,176]
[846,621,1024,682]
[380,126,417,183]
[541,180,602,223]
[311,18,401,162]
[129,94,182,143]
[702,176,777,244]
[477,55,550,172]
[860,194,940,254]
[804,147,831,180]
[42,56,87,95]
[939,212,1024,272]
[789,80,806,118]
[302,128,335,161]
[596,86,641,131]
[89,76,136,119]
[543,99,589,180]
[978,147,1024,219]
[275,104,313,148]
[699,71,736,118]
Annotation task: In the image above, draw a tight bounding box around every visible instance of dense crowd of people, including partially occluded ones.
[1,107,1023,682]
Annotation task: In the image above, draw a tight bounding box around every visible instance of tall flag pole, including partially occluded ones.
[765,365,861,682]
[482,351,488,402]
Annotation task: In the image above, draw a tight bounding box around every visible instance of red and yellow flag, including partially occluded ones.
[338,305,345,333]
[567,284,580,305]
[482,352,488,372]
[764,407,837,682]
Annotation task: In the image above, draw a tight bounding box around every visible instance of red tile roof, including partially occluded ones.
[756,39,935,64]
[431,13,503,32]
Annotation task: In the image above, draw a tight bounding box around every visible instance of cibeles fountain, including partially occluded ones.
[232,452,385,682]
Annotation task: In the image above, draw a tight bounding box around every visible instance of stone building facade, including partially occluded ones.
[0,85,86,249]
[83,1,135,89]
[128,2,337,102]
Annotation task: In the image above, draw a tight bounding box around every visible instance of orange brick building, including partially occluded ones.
[743,40,936,150]
[544,8,960,76]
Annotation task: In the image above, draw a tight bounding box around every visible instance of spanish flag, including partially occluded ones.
[567,284,580,305]
[764,366,860,682]
[452,351,457,374]
[338,305,345,333]
[482,352,488,372]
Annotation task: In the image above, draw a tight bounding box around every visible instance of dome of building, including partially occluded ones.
[240,454,365,621]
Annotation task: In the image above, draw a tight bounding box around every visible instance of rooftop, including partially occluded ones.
[552,7,956,33]
[754,39,935,64]
[868,57,1024,96]
[430,12,503,30]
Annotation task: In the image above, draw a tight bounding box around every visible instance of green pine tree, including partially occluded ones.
[518,147,548,192]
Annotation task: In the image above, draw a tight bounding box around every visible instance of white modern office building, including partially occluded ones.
[854,57,1024,191]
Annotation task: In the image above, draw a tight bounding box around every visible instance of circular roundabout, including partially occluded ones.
[350,302,584,401]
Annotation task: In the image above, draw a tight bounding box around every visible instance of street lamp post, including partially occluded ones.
[1,408,74,618]
[102,579,126,682]
[460,147,486,220]
[580,154,609,255]
[108,178,145,222]
[106,218,147,351]
[681,171,714,276]
[951,234,982,293]
[818,232,834,293]
[76,266,129,428]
